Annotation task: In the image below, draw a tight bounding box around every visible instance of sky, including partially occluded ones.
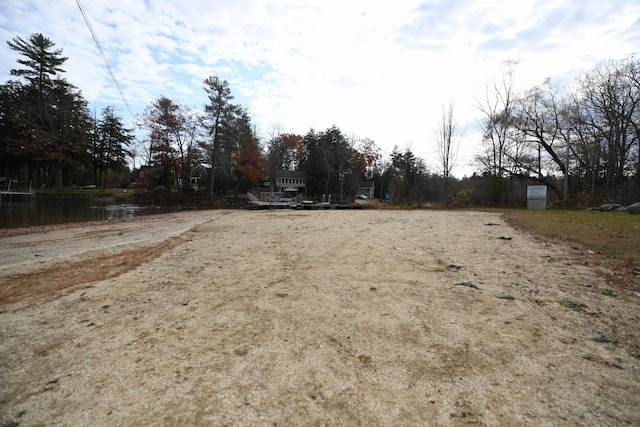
[1,0,639,176]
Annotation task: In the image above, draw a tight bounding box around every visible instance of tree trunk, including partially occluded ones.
[54,161,63,190]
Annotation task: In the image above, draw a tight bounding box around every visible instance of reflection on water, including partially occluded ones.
[0,198,189,229]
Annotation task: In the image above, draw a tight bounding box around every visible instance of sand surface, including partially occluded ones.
[1,209,639,426]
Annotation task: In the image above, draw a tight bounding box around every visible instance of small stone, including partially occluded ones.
[358,354,372,364]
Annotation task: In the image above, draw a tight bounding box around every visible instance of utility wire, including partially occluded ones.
[76,0,134,118]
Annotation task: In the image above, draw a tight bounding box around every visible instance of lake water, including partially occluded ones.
[0,198,194,229]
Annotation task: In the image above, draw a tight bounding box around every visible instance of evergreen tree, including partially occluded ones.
[3,33,90,189]
[95,106,133,190]
[202,76,234,196]
[300,129,329,197]
[7,33,67,95]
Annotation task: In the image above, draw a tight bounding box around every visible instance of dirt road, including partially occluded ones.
[1,209,638,426]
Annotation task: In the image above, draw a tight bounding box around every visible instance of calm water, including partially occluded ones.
[0,198,193,229]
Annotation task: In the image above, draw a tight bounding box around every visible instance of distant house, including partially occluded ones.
[133,166,161,191]
[190,165,209,191]
[357,181,375,199]
[275,170,306,196]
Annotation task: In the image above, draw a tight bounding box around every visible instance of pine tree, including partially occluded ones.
[4,33,90,188]
[7,33,68,95]
[202,76,234,196]
[96,106,133,190]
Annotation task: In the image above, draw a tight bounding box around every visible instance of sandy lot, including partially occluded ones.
[0,209,638,426]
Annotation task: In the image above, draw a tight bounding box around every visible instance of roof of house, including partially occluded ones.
[190,165,208,178]
[276,170,306,179]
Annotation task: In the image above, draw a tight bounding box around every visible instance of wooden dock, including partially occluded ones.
[0,190,35,203]
[0,179,35,203]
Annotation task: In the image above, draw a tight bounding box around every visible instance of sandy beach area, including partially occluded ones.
[1,209,638,426]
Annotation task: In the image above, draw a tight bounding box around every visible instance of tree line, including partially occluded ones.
[2,33,638,206]
[0,33,423,202]
[477,57,640,205]
[1,34,133,190]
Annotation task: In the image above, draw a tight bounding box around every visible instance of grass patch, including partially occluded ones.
[501,209,640,287]
[502,210,640,266]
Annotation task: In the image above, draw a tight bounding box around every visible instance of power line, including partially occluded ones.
[75,0,134,118]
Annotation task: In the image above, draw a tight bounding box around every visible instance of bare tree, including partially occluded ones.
[575,58,640,195]
[435,100,462,204]
[476,60,519,177]
[508,80,568,196]
[436,101,461,177]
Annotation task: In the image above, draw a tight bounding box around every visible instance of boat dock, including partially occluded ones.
[0,179,35,203]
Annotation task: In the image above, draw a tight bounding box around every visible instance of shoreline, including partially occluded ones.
[0,209,223,238]
[0,216,142,238]
[0,210,220,279]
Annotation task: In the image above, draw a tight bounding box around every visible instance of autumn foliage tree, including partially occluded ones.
[233,110,265,192]
[201,76,266,195]
[138,96,204,191]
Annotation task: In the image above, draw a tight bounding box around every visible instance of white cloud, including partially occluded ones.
[1,0,639,176]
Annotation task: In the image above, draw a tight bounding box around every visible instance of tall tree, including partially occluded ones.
[507,80,567,197]
[323,126,354,201]
[0,81,31,180]
[384,146,430,204]
[436,101,461,204]
[45,79,92,189]
[233,109,265,193]
[138,96,202,191]
[574,57,640,196]
[476,60,519,177]
[94,106,133,190]
[218,104,244,191]
[299,127,376,200]
[202,76,234,196]
[4,33,90,189]
[265,132,304,193]
[300,129,328,197]
[11,78,90,189]
[7,33,67,95]
[623,55,640,186]
[267,133,304,171]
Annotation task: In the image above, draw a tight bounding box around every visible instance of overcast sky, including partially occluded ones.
[1,0,639,176]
